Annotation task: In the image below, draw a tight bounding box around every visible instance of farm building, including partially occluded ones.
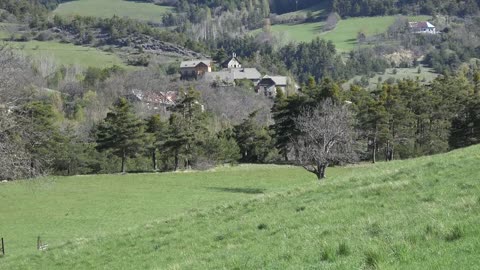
[409,21,437,34]
[256,75,288,97]
[204,68,262,86]
[125,89,177,112]
[180,60,212,80]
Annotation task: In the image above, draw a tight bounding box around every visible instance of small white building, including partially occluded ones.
[221,53,242,69]
[409,21,437,34]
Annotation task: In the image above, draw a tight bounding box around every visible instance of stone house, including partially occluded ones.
[409,21,437,34]
[256,75,288,97]
[180,60,212,80]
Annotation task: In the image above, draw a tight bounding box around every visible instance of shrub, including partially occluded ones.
[257,223,268,230]
[35,31,52,41]
[295,206,306,212]
[367,222,382,237]
[445,226,463,242]
[364,250,380,269]
[337,242,350,256]
[320,247,336,262]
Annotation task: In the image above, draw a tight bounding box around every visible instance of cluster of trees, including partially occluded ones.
[332,0,480,17]
[271,71,480,175]
[2,38,480,181]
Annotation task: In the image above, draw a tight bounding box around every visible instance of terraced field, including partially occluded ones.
[54,0,173,23]
[2,40,126,68]
[260,15,431,51]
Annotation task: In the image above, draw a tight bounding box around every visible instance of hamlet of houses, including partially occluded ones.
[180,53,291,97]
[124,53,291,112]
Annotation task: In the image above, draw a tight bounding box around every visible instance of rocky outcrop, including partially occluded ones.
[115,34,205,58]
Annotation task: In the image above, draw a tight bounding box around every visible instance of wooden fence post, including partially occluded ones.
[1,237,4,256]
[37,236,40,251]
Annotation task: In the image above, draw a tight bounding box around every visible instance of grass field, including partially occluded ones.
[0,165,325,256]
[54,0,173,23]
[262,15,431,51]
[343,65,439,90]
[2,145,480,269]
[2,40,126,68]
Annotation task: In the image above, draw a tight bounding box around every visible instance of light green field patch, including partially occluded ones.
[0,165,327,256]
[2,40,126,68]
[343,65,439,90]
[321,15,430,51]
[260,15,431,51]
[54,0,173,23]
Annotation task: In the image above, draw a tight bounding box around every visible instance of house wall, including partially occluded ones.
[180,64,211,79]
[227,59,241,69]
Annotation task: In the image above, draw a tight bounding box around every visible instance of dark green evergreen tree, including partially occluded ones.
[96,98,145,174]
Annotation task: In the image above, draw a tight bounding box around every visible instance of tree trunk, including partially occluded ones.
[121,149,126,174]
[174,151,179,171]
[152,150,157,171]
[372,126,378,164]
[316,163,327,180]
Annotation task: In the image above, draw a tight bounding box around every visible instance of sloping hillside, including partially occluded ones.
[3,145,480,269]
[54,0,173,23]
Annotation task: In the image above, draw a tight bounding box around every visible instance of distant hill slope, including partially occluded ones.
[53,0,173,23]
[254,15,430,51]
[3,145,480,269]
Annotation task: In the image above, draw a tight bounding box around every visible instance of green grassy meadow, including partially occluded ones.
[263,15,431,51]
[2,145,480,269]
[0,165,321,256]
[54,0,173,23]
[2,41,126,68]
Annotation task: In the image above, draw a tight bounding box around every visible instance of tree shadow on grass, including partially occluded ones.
[207,187,266,194]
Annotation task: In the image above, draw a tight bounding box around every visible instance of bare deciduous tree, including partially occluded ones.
[324,12,340,32]
[293,99,357,180]
[0,46,43,180]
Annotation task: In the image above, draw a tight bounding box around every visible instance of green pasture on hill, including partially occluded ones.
[1,40,126,68]
[261,15,431,51]
[0,165,321,256]
[2,145,480,269]
[343,65,439,90]
[54,0,173,23]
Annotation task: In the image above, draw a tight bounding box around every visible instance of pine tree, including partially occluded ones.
[145,115,167,171]
[271,93,307,161]
[96,98,145,174]
[20,101,63,177]
[165,87,209,170]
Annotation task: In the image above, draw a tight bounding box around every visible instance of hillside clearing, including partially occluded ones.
[260,15,431,51]
[2,41,126,68]
[343,65,439,90]
[0,165,325,256]
[2,145,480,269]
[54,0,173,23]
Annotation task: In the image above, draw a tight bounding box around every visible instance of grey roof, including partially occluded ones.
[204,71,233,82]
[180,60,212,68]
[409,21,435,29]
[263,75,288,86]
[204,68,261,82]
[231,68,261,80]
